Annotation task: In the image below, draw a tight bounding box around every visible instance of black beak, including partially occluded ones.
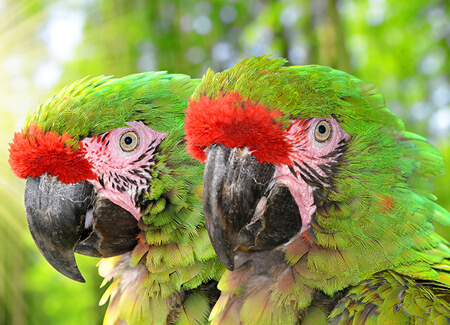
[24,175,140,282]
[203,145,302,270]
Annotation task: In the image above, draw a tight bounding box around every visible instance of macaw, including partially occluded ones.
[184,56,450,324]
[9,72,224,325]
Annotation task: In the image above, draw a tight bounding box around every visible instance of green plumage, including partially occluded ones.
[193,56,402,133]
[22,72,225,324]
[194,56,450,324]
[329,270,450,324]
[25,72,196,146]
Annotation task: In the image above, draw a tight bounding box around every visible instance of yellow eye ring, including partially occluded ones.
[314,120,332,142]
[120,131,139,151]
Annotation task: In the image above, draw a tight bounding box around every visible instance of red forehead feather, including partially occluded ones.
[8,124,95,184]
[184,91,292,165]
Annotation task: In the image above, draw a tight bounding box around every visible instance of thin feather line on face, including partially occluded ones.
[275,117,350,234]
[82,121,167,220]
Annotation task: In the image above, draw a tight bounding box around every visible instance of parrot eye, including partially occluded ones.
[314,120,332,142]
[120,131,139,151]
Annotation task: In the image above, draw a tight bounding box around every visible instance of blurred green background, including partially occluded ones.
[0,0,449,324]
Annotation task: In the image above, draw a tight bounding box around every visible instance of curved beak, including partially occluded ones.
[25,175,94,282]
[203,145,302,270]
[24,175,140,282]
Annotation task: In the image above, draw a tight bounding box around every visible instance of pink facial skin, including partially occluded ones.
[81,121,167,219]
[276,117,350,233]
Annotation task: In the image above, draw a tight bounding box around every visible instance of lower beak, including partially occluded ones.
[24,175,140,282]
[203,145,302,271]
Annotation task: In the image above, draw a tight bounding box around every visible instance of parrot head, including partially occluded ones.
[9,72,200,282]
[184,56,447,284]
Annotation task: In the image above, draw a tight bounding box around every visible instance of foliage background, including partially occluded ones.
[0,0,448,324]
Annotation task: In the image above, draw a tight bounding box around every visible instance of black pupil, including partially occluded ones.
[318,125,327,134]
[124,136,133,145]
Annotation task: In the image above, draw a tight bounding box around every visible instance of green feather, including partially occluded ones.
[177,291,210,325]
[193,56,450,324]
[22,71,224,324]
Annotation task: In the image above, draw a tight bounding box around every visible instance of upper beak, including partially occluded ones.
[24,175,140,282]
[203,145,302,270]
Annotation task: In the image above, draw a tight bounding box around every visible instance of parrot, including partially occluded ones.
[8,72,225,325]
[183,56,450,324]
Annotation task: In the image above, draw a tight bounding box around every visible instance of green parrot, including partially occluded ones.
[183,56,450,324]
[9,72,224,325]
